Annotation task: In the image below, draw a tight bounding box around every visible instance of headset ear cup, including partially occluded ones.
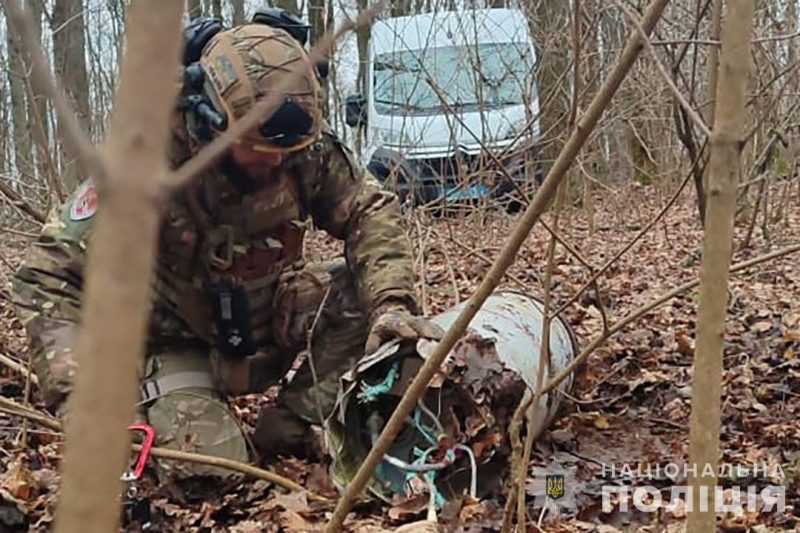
[183,17,224,65]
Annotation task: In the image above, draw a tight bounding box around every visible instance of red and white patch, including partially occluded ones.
[69,180,98,221]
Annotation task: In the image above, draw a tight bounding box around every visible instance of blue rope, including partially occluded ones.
[357,360,401,404]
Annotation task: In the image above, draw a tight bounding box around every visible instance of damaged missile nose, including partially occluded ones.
[325,290,578,504]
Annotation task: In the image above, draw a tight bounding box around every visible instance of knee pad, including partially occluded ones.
[140,351,251,479]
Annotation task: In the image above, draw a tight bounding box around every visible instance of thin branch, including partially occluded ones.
[553,143,704,318]
[0,398,331,502]
[652,38,720,46]
[449,238,532,289]
[0,353,39,386]
[324,0,671,529]
[0,179,46,223]
[615,0,712,138]
[0,227,39,238]
[753,30,800,43]
[144,447,332,502]
[541,242,800,397]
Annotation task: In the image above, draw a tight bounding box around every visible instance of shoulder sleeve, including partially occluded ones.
[290,131,419,316]
[11,179,96,408]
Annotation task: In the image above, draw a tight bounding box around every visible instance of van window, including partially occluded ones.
[373,42,534,115]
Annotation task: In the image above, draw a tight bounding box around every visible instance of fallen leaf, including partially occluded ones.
[668,497,686,518]
[387,494,428,522]
[458,499,497,523]
[676,332,694,356]
[784,346,796,360]
[279,509,320,531]
[596,525,623,533]
[594,415,611,430]
[471,428,502,457]
[750,321,772,334]
[230,520,269,533]
[394,520,438,532]
[0,462,35,502]
[264,492,309,513]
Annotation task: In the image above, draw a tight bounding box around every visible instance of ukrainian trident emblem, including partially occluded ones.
[546,474,565,500]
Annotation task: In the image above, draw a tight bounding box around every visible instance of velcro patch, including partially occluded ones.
[69,180,98,221]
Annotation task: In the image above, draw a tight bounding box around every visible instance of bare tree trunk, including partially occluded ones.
[0,44,6,176]
[308,0,328,116]
[5,8,33,183]
[211,0,222,19]
[391,0,411,17]
[232,0,245,24]
[273,0,299,16]
[693,0,722,224]
[52,0,91,191]
[46,0,185,530]
[788,0,797,88]
[530,0,571,168]
[309,0,325,46]
[187,0,203,19]
[354,0,370,152]
[27,0,51,186]
[687,0,754,530]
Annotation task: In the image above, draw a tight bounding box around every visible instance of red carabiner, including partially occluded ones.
[124,423,155,481]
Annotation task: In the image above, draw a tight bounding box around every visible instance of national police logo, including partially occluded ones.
[528,460,584,515]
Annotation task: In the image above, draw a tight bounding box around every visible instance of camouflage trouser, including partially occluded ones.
[140,259,368,476]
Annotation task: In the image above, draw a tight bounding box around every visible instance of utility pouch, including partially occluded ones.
[209,281,256,358]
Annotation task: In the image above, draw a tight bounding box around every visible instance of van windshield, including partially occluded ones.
[373,42,533,115]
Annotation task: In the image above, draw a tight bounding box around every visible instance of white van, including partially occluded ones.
[345,8,541,207]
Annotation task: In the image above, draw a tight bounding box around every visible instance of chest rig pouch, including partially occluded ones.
[199,170,307,359]
[208,281,256,358]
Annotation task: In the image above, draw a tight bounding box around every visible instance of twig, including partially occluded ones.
[323,0,671,530]
[553,146,701,318]
[449,238,531,289]
[0,227,39,238]
[0,397,56,428]
[0,353,40,386]
[752,30,800,43]
[22,66,64,203]
[305,285,332,428]
[0,398,331,502]
[0,251,17,272]
[0,179,46,223]
[652,38,720,46]
[615,0,712,138]
[434,230,461,306]
[144,447,331,502]
[414,217,431,316]
[540,243,800,397]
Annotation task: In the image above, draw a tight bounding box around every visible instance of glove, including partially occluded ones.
[365,303,445,355]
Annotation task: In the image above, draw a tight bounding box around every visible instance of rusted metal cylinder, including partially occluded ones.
[427,290,577,439]
[326,290,578,502]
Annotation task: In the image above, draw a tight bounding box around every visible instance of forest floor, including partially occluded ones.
[0,181,798,532]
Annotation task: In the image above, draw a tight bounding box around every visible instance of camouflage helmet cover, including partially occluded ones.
[199,24,322,153]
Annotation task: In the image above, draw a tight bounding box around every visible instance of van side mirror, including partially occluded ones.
[345,94,366,127]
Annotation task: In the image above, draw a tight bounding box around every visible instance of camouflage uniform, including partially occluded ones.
[12,123,418,477]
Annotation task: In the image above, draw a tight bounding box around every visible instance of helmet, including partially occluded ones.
[193,24,323,153]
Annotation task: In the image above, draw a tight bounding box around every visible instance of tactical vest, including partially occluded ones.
[152,161,307,354]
